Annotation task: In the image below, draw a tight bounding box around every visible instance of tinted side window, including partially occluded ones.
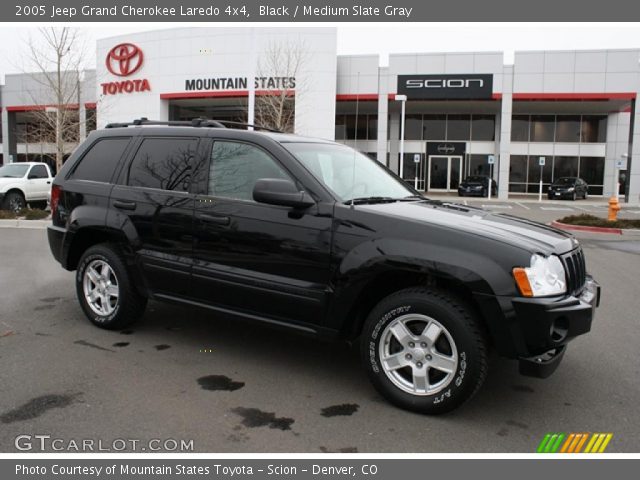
[128,138,198,192]
[72,138,130,183]
[208,141,289,201]
[29,165,48,179]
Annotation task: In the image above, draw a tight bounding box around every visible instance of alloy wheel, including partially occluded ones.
[379,313,458,396]
[82,259,120,316]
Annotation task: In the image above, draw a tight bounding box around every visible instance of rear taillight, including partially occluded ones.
[50,185,61,218]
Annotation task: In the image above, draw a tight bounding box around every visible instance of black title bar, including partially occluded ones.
[3,0,640,21]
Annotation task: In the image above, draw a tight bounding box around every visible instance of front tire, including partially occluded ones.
[76,244,147,330]
[361,287,488,414]
[3,191,26,213]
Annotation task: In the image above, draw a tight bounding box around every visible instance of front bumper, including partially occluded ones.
[514,276,600,378]
[548,190,573,199]
[458,187,484,196]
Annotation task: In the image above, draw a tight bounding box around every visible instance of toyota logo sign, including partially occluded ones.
[106,43,144,77]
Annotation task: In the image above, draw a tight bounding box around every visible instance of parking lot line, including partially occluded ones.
[482,204,512,209]
[515,202,531,210]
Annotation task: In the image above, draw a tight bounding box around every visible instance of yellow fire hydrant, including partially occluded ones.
[608,196,621,221]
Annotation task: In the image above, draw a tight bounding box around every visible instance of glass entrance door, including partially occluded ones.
[428,155,463,192]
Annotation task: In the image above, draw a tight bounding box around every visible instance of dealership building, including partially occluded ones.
[1,27,639,202]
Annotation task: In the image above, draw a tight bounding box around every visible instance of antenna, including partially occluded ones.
[351,72,360,209]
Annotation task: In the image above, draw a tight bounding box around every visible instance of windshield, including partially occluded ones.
[465,176,486,182]
[553,177,576,185]
[283,143,415,202]
[0,164,29,178]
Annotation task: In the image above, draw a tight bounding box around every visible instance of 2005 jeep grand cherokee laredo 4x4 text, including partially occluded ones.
[48,118,600,414]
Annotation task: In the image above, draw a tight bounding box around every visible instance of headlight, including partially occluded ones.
[567,187,575,192]
[513,254,566,297]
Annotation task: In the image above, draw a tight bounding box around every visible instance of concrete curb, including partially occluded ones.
[0,219,49,229]
[551,220,622,235]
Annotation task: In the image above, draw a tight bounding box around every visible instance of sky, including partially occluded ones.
[2,23,640,82]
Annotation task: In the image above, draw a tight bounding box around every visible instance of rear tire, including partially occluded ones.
[361,287,488,414]
[76,244,147,330]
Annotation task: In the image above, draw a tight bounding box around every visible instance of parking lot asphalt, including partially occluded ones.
[428,194,640,225]
[1,210,639,453]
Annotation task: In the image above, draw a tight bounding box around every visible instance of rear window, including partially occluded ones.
[128,137,199,192]
[72,138,130,183]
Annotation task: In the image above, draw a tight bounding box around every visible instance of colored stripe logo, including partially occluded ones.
[537,433,613,453]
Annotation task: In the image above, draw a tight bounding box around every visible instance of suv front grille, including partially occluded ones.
[561,247,587,295]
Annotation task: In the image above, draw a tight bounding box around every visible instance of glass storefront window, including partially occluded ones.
[404,114,422,140]
[511,115,530,142]
[402,153,419,180]
[529,115,555,142]
[556,115,581,143]
[367,116,378,140]
[447,114,471,141]
[581,116,607,143]
[345,115,368,140]
[553,156,579,179]
[335,115,346,140]
[509,155,528,184]
[579,156,605,194]
[467,153,496,177]
[468,154,491,177]
[423,114,446,140]
[471,115,496,141]
[528,155,553,183]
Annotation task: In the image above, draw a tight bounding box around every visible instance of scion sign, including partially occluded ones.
[398,74,493,100]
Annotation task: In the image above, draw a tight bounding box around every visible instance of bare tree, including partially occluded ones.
[252,40,309,132]
[22,28,87,172]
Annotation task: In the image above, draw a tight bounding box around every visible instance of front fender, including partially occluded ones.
[338,238,512,296]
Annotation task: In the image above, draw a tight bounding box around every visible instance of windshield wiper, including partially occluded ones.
[344,196,399,205]
[398,195,425,201]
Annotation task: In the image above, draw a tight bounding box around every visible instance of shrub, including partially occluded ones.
[558,214,640,229]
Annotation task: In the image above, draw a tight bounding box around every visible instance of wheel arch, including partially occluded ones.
[67,227,149,298]
[3,188,26,200]
[336,266,493,344]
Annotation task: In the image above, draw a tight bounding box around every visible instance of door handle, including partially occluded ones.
[113,200,137,211]
[198,213,230,226]
[46,181,51,184]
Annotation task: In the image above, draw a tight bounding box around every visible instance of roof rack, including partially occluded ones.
[105,117,282,133]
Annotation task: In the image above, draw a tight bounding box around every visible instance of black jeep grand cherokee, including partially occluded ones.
[48,119,600,414]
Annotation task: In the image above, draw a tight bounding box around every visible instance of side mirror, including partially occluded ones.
[253,178,315,209]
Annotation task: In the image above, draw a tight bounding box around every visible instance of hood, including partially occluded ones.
[357,200,577,255]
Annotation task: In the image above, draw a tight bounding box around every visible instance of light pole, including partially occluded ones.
[395,94,407,180]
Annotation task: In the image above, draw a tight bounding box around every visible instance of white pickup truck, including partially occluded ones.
[0,162,53,212]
